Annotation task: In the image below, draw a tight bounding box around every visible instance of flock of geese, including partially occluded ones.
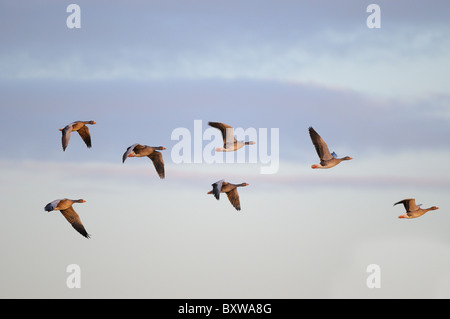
[44,120,440,239]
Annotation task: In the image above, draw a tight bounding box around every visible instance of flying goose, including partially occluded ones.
[394,198,439,219]
[208,122,256,152]
[44,198,90,238]
[207,179,249,211]
[122,144,166,179]
[308,127,352,169]
[60,120,96,151]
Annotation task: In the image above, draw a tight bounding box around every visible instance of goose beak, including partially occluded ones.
[82,200,86,203]
[59,128,63,131]
[92,121,97,124]
[207,191,212,194]
[128,153,135,157]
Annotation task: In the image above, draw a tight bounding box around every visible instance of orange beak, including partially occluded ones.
[59,128,63,131]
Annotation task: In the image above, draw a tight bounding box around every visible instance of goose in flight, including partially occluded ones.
[208,122,256,152]
[122,144,166,179]
[60,120,96,151]
[207,179,249,211]
[44,198,90,238]
[394,198,439,219]
[308,127,352,169]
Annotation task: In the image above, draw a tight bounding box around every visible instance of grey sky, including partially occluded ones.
[1,1,450,299]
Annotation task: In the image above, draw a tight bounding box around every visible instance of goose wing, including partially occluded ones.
[226,188,241,211]
[148,151,165,179]
[211,179,224,200]
[44,199,61,212]
[60,206,90,238]
[77,125,92,148]
[61,124,74,151]
[394,198,419,212]
[208,122,236,145]
[308,127,333,161]
[122,143,140,163]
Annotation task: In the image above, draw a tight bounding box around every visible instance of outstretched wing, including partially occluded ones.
[77,125,92,148]
[208,122,236,145]
[61,125,73,151]
[148,151,165,179]
[44,199,61,212]
[211,179,224,200]
[60,206,90,238]
[226,188,241,211]
[308,127,333,161]
[394,198,419,212]
[122,143,140,163]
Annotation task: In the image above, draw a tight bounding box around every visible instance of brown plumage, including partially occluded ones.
[59,120,96,151]
[208,122,256,152]
[308,127,352,169]
[207,179,249,211]
[44,198,90,238]
[394,198,439,219]
[122,143,166,179]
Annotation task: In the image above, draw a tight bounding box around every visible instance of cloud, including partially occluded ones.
[1,1,450,98]
[1,78,449,167]
[2,27,450,99]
